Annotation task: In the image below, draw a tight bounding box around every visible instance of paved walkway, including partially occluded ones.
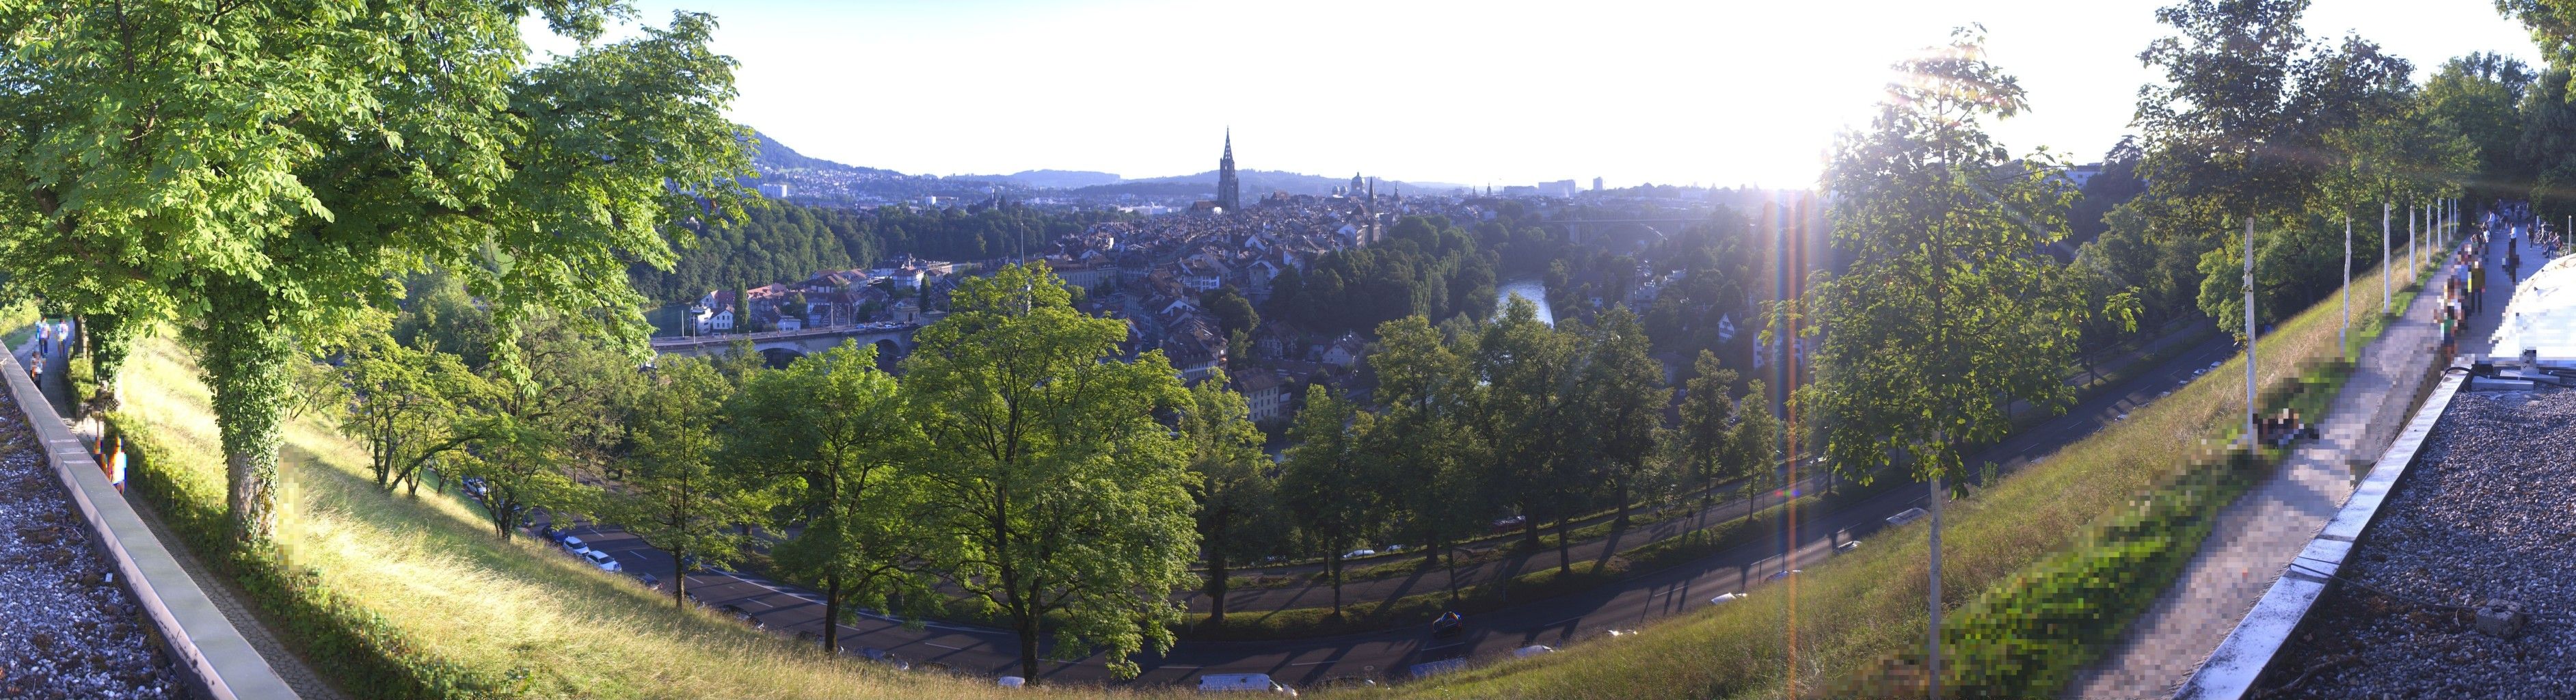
[2070,224,2540,699]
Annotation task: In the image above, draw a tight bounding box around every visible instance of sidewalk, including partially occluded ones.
[2070,239,2507,697]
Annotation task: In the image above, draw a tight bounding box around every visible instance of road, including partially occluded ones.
[535,328,2240,690]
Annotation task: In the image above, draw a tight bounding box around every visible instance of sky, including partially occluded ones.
[525,0,2545,190]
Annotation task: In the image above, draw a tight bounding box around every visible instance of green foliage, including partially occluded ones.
[1280,384,1382,616]
[731,339,930,652]
[1268,215,1500,334]
[628,202,1127,306]
[444,317,634,539]
[604,355,772,607]
[1803,26,2090,485]
[904,263,1196,681]
[1569,308,1672,530]
[0,3,755,543]
[1198,286,1260,336]
[335,332,472,494]
[1181,369,1289,626]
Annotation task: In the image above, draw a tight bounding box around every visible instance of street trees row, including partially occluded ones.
[1259,297,1783,618]
[331,264,1197,683]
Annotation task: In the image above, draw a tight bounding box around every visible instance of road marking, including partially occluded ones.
[1286,660,1337,667]
[925,642,967,650]
[1541,616,1581,628]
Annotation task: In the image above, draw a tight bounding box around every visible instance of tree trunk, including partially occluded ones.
[822,574,841,652]
[1329,551,1344,617]
[204,284,292,546]
[1612,476,1631,530]
[1015,606,1042,682]
[1443,540,1461,604]
[1205,553,1230,627]
[1556,516,1572,574]
[84,312,137,417]
[1929,472,1944,699]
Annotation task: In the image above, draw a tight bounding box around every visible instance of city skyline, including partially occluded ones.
[527,0,2538,189]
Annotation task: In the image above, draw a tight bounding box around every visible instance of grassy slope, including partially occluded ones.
[115,336,1159,700]
[1373,262,2426,700]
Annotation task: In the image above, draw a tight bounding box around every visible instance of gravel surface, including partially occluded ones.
[2262,386,2576,699]
[0,404,186,699]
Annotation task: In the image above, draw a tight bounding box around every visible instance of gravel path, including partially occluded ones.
[2069,262,2454,700]
[0,401,186,699]
[2261,387,2576,698]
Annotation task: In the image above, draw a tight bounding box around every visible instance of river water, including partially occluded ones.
[1495,278,1555,325]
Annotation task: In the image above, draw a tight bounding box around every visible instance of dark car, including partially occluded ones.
[1430,610,1464,639]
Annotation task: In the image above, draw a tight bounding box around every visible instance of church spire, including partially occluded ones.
[1216,129,1241,213]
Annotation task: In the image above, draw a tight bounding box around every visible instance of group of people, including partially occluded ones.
[2257,407,2316,447]
[2439,231,2489,359]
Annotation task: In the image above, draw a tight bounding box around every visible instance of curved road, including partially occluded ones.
[551,329,2237,689]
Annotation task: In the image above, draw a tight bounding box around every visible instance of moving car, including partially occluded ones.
[1430,610,1466,639]
[1197,673,1297,695]
[1886,507,1929,526]
[1710,592,1745,605]
[1490,515,1527,533]
[1512,645,1555,658]
[1341,548,1376,559]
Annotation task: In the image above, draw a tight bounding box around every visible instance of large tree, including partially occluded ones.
[730,340,926,654]
[1360,314,1483,600]
[1178,369,1287,628]
[1278,384,1379,617]
[607,355,767,608]
[0,2,751,544]
[1571,306,1670,532]
[906,263,1196,682]
[1470,296,1583,552]
[1798,27,2120,695]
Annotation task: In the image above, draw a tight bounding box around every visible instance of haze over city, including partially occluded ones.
[528,0,2538,188]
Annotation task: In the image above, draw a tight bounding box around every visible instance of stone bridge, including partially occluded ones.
[647,323,920,369]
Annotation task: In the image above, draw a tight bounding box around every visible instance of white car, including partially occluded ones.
[1197,673,1297,695]
[1341,548,1376,560]
[582,550,621,573]
[560,535,590,555]
[1512,645,1555,658]
[1710,592,1745,605]
[1886,507,1929,526]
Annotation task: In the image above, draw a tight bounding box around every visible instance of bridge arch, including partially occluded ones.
[872,339,903,372]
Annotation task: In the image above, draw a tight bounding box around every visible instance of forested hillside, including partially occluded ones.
[629,202,1128,305]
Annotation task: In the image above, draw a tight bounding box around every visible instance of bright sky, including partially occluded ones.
[526,0,2543,190]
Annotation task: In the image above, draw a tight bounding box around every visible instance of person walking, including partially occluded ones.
[2469,259,2486,316]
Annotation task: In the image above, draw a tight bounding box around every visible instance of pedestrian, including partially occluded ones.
[2470,260,2485,315]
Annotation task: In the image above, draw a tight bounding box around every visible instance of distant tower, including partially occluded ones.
[1350,172,1364,194]
[1217,129,1242,212]
[1594,176,1604,192]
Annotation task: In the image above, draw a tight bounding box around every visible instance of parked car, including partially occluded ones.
[997,676,1025,688]
[560,535,591,555]
[537,524,564,542]
[582,550,621,573]
[1836,540,1860,554]
[1308,677,1377,690]
[1430,610,1465,639]
[1710,592,1745,605]
[1196,673,1296,695]
[461,476,488,498]
[1340,548,1376,560]
[856,647,911,671]
[634,572,659,588]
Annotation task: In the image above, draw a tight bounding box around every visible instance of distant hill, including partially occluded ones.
[744,130,903,176]
[959,170,1125,189]
[742,127,1471,198]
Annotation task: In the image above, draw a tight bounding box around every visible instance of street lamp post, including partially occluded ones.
[2342,214,2350,359]
[2244,216,2257,444]
[2383,203,2391,316]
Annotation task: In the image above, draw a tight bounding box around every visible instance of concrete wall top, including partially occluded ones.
[1,347,300,700]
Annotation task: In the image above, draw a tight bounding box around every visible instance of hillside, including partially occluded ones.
[108,334,1153,700]
[745,130,904,176]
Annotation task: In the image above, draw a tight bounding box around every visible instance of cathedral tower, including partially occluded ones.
[1217,129,1242,212]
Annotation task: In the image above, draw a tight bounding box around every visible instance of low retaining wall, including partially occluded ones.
[1,347,299,700]
[2173,357,2473,700]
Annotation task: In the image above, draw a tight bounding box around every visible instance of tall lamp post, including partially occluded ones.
[2244,216,2257,444]
[2342,214,2350,359]
[2383,203,2391,315]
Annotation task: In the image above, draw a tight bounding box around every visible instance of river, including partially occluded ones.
[1495,278,1555,325]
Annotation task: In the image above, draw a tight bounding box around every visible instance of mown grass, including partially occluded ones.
[110,336,1173,699]
[1367,262,2427,699]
